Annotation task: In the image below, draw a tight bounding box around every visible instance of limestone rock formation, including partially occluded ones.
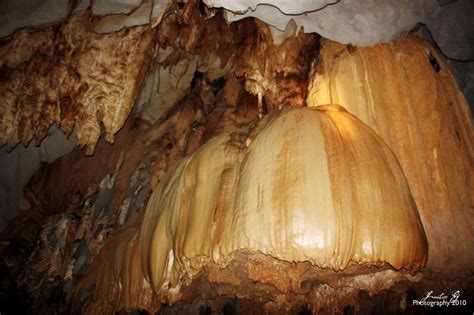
[80,106,428,313]
[308,36,474,272]
[0,12,154,154]
[136,6,318,121]
[0,126,76,229]
[210,0,474,60]
[232,20,318,112]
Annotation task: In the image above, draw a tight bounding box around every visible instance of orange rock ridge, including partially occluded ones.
[308,37,474,272]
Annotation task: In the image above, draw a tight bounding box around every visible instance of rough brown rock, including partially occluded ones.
[0,12,154,154]
[233,19,319,113]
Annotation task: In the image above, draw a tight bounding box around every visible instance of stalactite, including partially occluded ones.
[0,12,155,154]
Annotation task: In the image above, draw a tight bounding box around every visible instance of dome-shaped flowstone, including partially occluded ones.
[80,105,428,313]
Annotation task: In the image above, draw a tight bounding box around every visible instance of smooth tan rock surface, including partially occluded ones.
[308,37,474,271]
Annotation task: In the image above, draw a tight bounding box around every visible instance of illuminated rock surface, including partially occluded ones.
[308,37,474,272]
[80,106,428,313]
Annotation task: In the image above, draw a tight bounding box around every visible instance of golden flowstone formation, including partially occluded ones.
[309,38,474,272]
[83,105,428,312]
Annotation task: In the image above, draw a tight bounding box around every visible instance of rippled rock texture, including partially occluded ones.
[0,12,154,154]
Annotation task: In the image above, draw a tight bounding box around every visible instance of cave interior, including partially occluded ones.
[0,0,473,314]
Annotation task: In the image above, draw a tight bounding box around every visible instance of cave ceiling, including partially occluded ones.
[1,0,473,59]
[0,0,472,155]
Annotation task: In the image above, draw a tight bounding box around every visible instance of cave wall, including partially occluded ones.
[0,126,76,229]
[208,0,474,60]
